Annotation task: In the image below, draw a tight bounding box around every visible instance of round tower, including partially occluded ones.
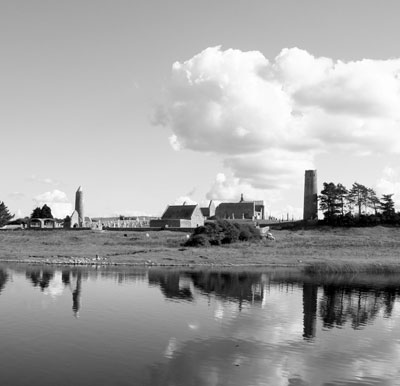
[75,186,84,226]
[303,170,318,221]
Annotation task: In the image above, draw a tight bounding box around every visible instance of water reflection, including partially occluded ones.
[148,271,193,301]
[0,268,8,294]
[303,283,318,339]
[320,284,400,330]
[3,265,400,333]
[1,264,400,385]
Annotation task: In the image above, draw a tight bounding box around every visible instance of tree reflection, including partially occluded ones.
[319,285,400,330]
[0,268,8,294]
[25,269,54,291]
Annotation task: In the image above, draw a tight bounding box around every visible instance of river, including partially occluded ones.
[1,264,399,385]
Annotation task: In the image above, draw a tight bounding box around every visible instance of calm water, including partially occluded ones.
[1,264,400,386]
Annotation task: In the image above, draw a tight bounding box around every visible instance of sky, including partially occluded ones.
[1,0,400,219]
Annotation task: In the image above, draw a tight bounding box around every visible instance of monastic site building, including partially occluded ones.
[303,170,318,221]
[70,186,85,228]
[215,194,265,220]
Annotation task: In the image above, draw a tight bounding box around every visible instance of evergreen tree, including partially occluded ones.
[0,201,14,227]
[319,182,340,221]
[380,194,395,219]
[41,204,53,219]
[336,183,348,216]
[367,188,380,215]
[30,205,53,219]
[31,207,42,219]
[348,182,369,216]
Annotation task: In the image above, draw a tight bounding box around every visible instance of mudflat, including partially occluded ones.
[1,226,400,271]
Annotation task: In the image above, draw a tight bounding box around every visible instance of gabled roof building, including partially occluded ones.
[150,203,204,228]
[215,194,265,220]
[200,200,216,219]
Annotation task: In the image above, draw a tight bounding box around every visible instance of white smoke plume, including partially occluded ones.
[156,46,400,200]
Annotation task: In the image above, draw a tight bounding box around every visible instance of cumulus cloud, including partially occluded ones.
[156,46,400,199]
[206,173,300,218]
[173,196,198,205]
[33,189,72,218]
[376,167,400,210]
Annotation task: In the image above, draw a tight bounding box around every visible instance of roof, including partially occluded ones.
[217,202,255,211]
[200,207,210,217]
[162,205,199,220]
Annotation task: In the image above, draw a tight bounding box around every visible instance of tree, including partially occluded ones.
[380,194,395,219]
[336,183,348,216]
[348,182,369,217]
[0,201,14,227]
[41,204,53,219]
[367,188,380,215]
[30,205,53,219]
[319,182,342,221]
[31,207,42,219]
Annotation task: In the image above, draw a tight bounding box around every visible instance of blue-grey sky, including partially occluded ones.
[1,0,400,218]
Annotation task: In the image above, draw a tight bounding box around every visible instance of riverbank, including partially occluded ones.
[1,226,400,272]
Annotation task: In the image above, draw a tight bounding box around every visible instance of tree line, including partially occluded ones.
[1,201,56,228]
[319,182,397,226]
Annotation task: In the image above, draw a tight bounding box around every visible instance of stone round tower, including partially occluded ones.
[303,170,318,221]
[75,186,84,226]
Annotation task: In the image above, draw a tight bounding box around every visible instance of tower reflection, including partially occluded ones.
[302,283,318,340]
[0,268,8,294]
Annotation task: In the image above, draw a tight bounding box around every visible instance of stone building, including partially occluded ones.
[150,204,204,228]
[303,170,318,221]
[70,186,85,228]
[200,200,216,219]
[215,194,265,220]
[28,218,58,229]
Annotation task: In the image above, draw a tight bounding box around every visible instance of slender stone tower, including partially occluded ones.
[75,186,84,227]
[303,170,318,221]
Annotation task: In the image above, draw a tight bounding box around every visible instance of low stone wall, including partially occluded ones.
[104,227,195,233]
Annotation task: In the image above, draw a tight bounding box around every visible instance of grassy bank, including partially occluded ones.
[1,226,400,272]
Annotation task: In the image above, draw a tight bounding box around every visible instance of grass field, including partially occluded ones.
[1,226,400,272]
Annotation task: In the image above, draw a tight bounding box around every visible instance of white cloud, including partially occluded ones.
[156,46,400,197]
[376,167,400,210]
[173,196,198,205]
[33,189,72,218]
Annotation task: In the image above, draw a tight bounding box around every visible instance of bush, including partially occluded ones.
[218,220,240,244]
[185,221,260,247]
[184,233,210,247]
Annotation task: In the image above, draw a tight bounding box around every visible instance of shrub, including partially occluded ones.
[218,220,240,244]
[238,229,251,241]
[185,221,260,247]
[184,233,210,247]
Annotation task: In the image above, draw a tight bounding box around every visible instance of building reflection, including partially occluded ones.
[148,271,193,301]
[303,283,318,340]
[72,271,82,317]
[189,271,264,306]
